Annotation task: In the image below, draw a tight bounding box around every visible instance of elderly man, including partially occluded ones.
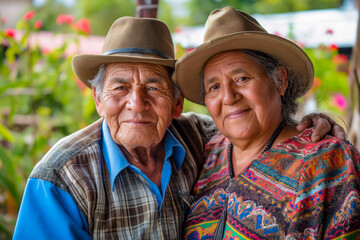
[13,16,345,239]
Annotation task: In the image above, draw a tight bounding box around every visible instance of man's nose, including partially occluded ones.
[126,87,149,112]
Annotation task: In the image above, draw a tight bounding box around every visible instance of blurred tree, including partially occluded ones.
[74,0,136,35]
[158,0,177,32]
[184,0,344,26]
[33,0,74,31]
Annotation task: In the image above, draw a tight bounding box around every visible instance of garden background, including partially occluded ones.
[0,0,359,238]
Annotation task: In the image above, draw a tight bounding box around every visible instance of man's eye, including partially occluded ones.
[148,86,158,91]
[116,86,127,90]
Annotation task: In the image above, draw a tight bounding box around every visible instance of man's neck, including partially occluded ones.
[120,145,165,188]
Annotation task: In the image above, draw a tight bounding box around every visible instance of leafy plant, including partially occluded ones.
[0,11,97,239]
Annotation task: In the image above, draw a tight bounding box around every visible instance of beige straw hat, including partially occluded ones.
[72,17,176,88]
[174,6,314,105]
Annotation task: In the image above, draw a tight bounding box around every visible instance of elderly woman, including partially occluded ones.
[174,6,360,240]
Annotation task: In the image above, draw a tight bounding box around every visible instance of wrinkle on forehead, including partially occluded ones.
[105,62,170,81]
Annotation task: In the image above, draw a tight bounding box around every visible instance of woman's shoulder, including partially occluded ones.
[204,131,228,153]
[278,128,354,155]
[276,128,360,175]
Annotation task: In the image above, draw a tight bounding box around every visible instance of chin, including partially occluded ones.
[117,131,159,149]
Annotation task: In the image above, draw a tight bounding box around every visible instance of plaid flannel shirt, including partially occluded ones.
[29,113,216,239]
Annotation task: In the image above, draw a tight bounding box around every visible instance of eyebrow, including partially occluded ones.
[108,77,130,84]
[204,68,246,86]
[145,78,164,84]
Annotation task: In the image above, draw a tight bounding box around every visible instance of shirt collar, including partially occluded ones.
[101,119,185,191]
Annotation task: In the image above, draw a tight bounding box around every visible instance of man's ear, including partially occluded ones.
[93,87,103,117]
[172,94,184,119]
[277,66,288,96]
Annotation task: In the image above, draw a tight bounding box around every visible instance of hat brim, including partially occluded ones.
[72,54,176,88]
[174,31,314,105]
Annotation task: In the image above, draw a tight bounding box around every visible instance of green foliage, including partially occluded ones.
[0,11,98,239]
[75,0,136,35]
[304,45,349,117]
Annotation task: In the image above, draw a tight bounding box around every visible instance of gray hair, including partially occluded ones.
[89,65,106,99]
[200,49,304,126]
[89,64,181,101]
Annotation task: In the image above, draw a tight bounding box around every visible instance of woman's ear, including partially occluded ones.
[277,66,288,96]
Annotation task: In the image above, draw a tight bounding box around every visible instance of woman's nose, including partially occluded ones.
[222,83,240,105]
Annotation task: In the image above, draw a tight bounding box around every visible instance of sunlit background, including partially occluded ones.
[0,0,359,239]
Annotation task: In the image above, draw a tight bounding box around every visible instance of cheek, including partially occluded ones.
[102,95,125,116]
[205,97,221,118]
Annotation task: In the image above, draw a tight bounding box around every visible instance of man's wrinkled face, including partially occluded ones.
[94,62,183,150]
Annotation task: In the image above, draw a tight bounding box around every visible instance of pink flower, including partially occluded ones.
[34,20,43,30]
[24,11,35,21]
[326,29,334,35]
[1,17,6,24]
[73,18,91,35]
[331,93,346,111]
[56,14,74,25]
[41,47,51,55]
[4,28,15,38]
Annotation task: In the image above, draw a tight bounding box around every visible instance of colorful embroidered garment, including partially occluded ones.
[184,129,360,240]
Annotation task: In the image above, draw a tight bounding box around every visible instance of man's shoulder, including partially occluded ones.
[172,112,216,133]
[30,119,103,183]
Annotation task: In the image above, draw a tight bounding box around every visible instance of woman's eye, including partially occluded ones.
[209,84,219,92]
[236,76,248,82]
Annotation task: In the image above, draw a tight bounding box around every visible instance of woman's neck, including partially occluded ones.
[230,124,299,177]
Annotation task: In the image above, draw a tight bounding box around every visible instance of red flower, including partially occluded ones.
[76,78,86,91]
[313,77,322,89]
[186,47,195,53]
[1,17,6,24]
[24,11,35,21]
[333,54,348,65]
[174,27,183,33]
[73,18,91,35]
[326,29,334,35]
[34,20,43,30]
[329,44,339,51]
[56,14,74,25]
[4,28,16,38]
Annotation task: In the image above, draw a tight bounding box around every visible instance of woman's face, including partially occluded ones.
[203,50,287,144]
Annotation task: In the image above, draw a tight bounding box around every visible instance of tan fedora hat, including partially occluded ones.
[72,16,176,88]
[174,6,314,105]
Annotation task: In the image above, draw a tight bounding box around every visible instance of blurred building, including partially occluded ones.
[172,0,359,57]
[0,0,32,28]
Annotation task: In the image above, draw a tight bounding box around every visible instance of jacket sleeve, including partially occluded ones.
[13,178,92,240]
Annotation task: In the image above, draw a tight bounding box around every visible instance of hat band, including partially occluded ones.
[103,48,173,59]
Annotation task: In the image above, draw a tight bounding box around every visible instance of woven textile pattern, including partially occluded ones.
[184,128,360,240]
